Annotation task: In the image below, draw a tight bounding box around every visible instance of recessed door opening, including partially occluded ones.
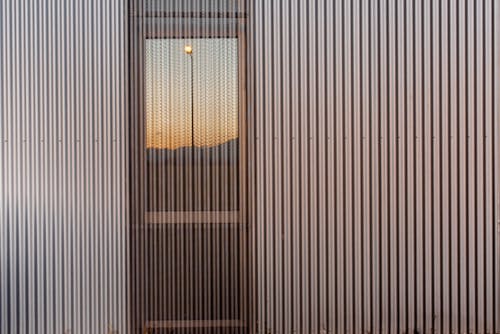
[130,18,248,332]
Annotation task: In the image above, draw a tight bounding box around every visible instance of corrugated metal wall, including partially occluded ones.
[247,0,500,333]
[0,1,129,333]
[1,0,500,333]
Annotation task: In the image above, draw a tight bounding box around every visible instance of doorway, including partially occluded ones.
[129,7,248,334]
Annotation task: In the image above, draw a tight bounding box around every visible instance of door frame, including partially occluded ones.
[128,2,250,332]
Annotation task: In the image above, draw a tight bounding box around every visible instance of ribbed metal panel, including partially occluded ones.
[1,0,500,333]
[247,0,500,333]
[0,0,129,333]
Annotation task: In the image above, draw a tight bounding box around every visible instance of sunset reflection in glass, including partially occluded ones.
[145,38,238,149]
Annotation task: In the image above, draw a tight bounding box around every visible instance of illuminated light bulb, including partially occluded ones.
[184,45,193,54]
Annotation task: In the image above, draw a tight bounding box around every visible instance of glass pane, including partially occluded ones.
[145,38,239,212]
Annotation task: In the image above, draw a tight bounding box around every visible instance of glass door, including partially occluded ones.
[129,4,248,332]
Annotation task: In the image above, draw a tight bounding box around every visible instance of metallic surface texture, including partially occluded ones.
[246,0,500,332]
[0,0,129,333]
[1,0,499,333]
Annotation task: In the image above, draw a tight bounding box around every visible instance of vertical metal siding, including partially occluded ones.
[248,0,500,333]
[1,0,499,333]
[0,0,129,333]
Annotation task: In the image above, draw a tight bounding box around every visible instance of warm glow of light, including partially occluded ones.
[145,39,239,149]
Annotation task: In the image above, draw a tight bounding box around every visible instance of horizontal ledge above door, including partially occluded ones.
[131,11,247,19]
[145,210,240,224]
[144,319,245,329]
